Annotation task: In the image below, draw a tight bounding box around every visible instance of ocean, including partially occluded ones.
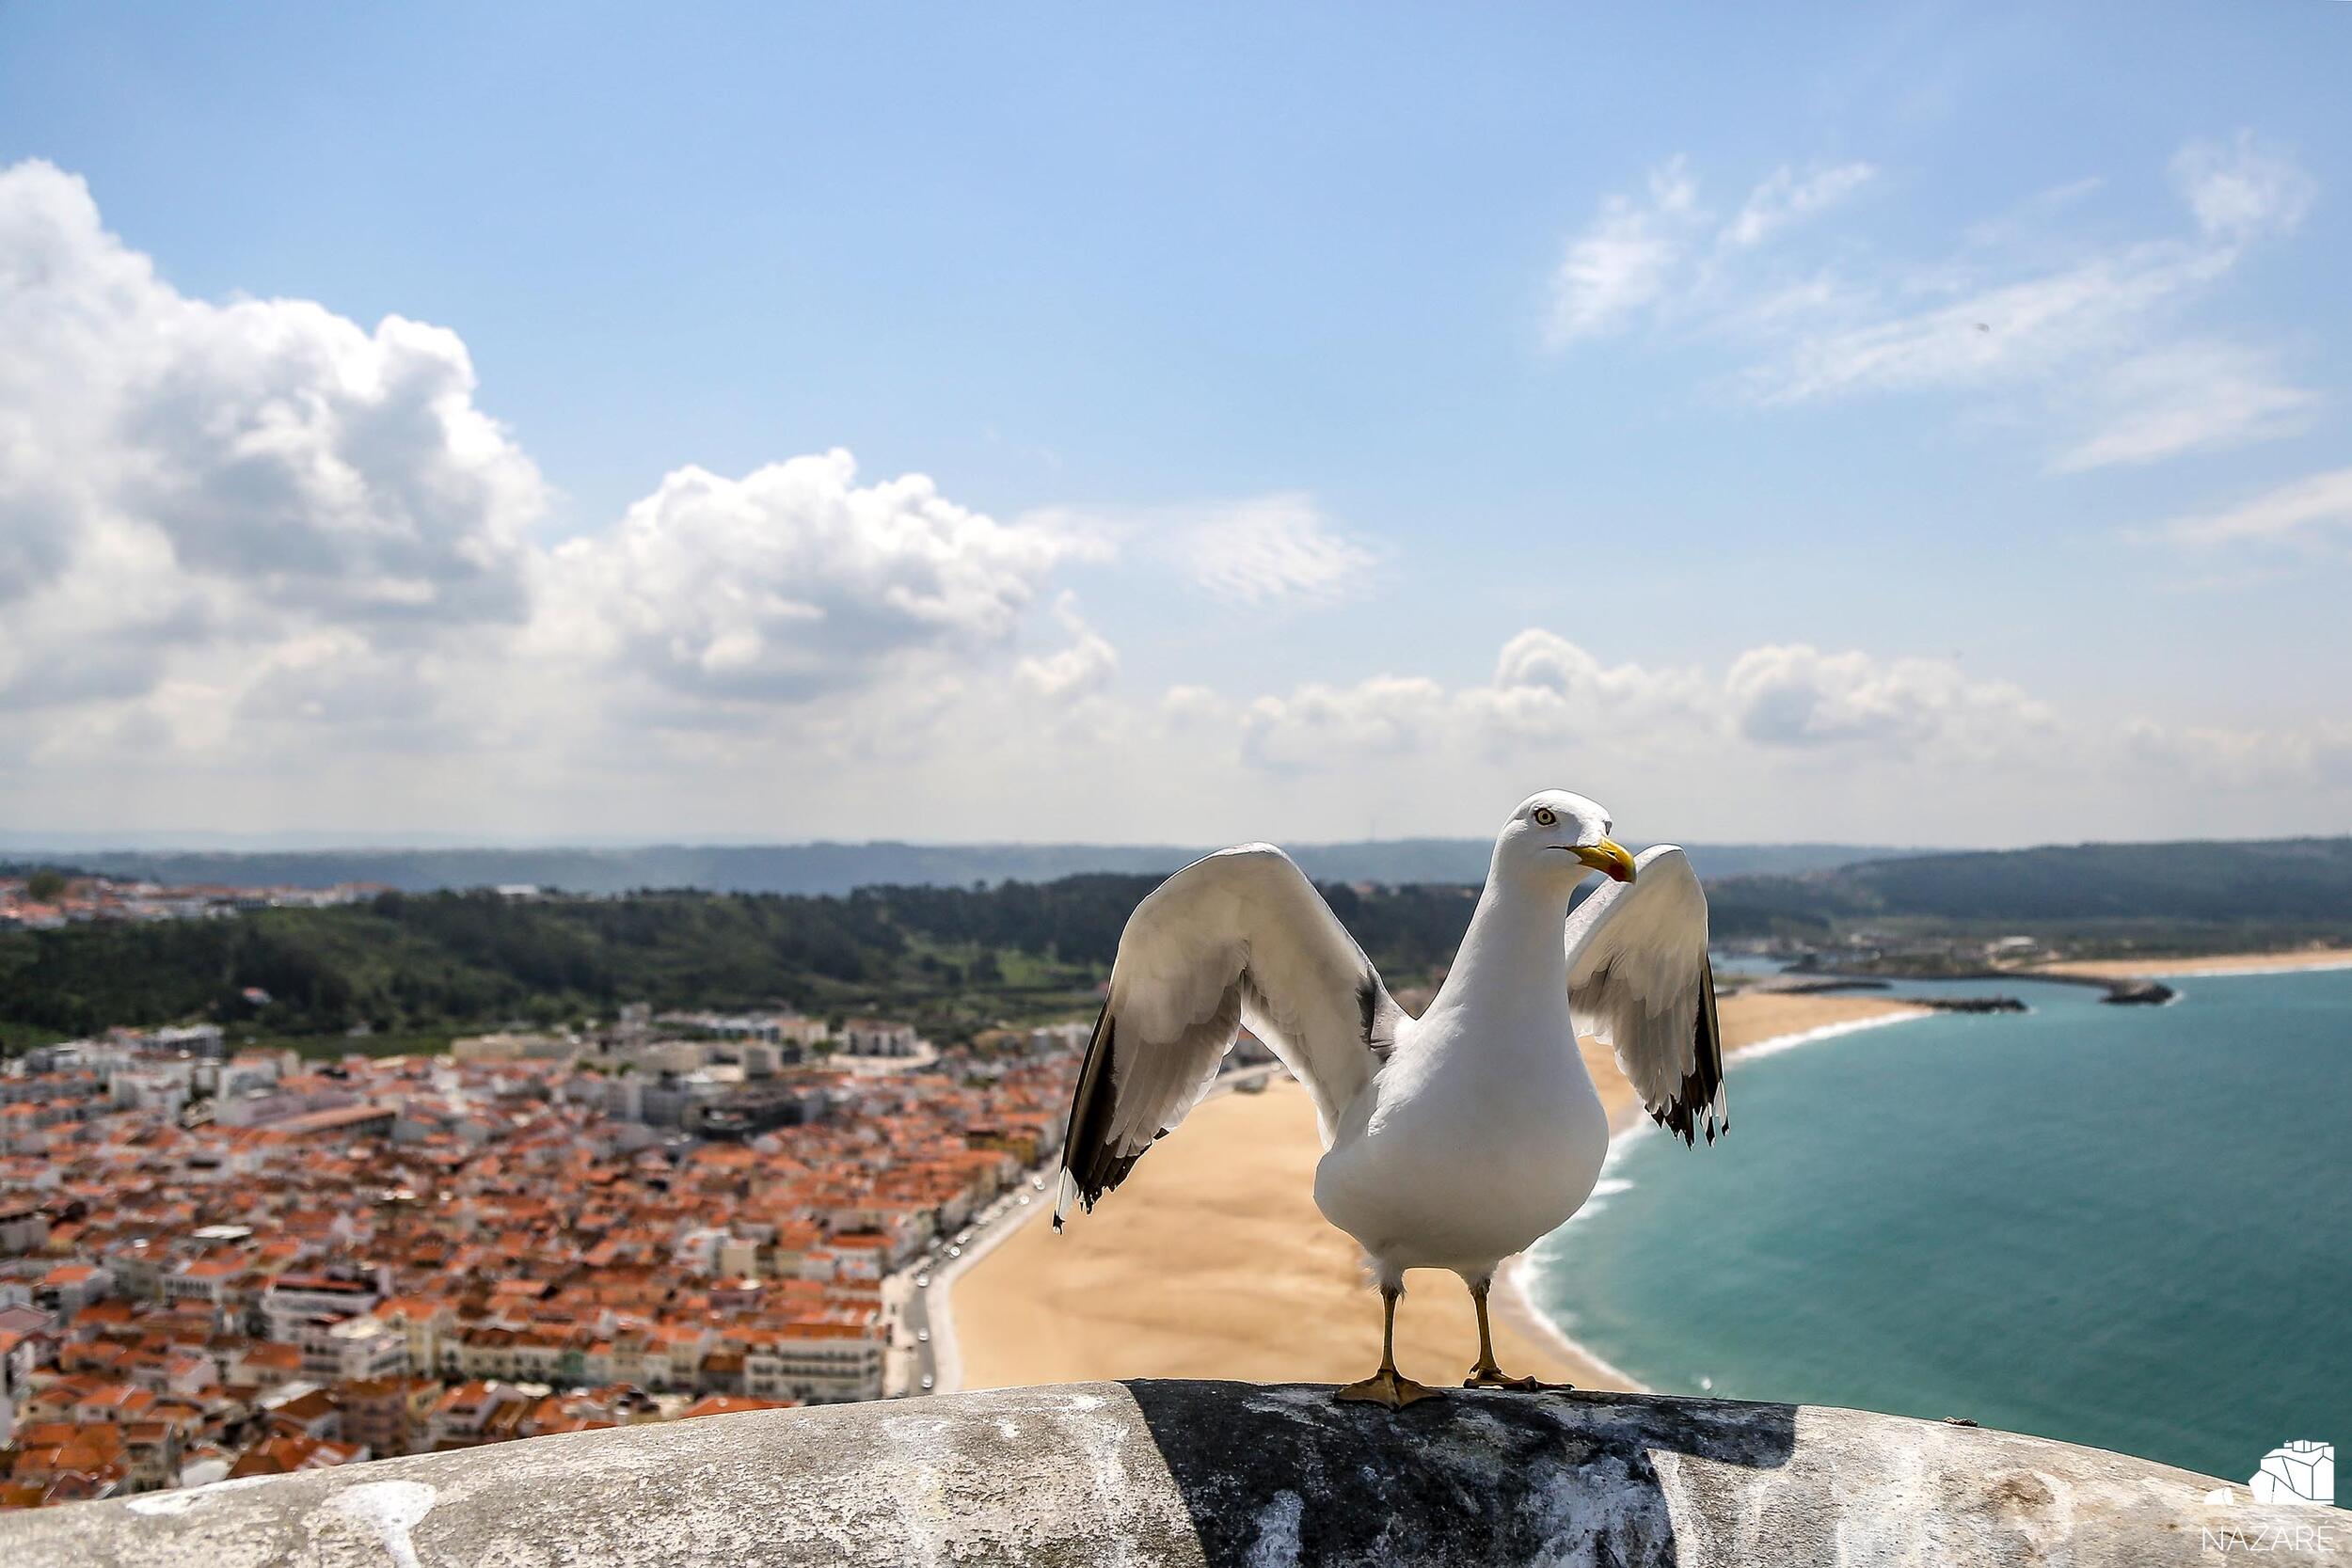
[1522,965,2352,1487]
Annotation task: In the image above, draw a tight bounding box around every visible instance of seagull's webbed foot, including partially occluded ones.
[1337,1282,1439,1409]
[1459,1276,1574,1392]
[1337,1367,1439,1408]
[1462,1364,1571,1393]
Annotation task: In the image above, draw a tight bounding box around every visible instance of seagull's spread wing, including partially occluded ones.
[1057,845,1401,1227]
[1565,844,1726,1146]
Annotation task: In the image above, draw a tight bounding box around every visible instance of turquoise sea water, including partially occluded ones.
[1524,967,2352,1485]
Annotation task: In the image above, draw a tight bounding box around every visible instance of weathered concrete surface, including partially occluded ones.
[0,1381,2334,1566]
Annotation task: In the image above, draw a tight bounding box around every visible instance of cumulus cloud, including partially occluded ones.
[1229,632,2062,784]
[0,159,541,723]
[7,154,2343,845]
[1723,644,2058,756]
[535,451,1091,705]
[1457,629,1709,746]
[0,156,1134,798]
[0,162,539,627]
[1015,593,1120,703]
[1241,676,1450,771]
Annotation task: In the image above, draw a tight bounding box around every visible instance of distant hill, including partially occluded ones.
[8,836,2351,1051]
[1708,836,2352,938]
[0,876,1490,1045]
[16,839,1918,897]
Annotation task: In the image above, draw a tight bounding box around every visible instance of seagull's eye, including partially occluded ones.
[1532,806,1557,827]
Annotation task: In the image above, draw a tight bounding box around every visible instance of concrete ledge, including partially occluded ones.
[0,1381,2335,1566]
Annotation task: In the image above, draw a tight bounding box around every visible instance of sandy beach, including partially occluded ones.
[948,989,1924,1395]
[2031,946,2352,980]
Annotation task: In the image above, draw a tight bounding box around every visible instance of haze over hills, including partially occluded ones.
[1709,836,2352,931]
[9,840,1924,897]
[7,834,2352,1053]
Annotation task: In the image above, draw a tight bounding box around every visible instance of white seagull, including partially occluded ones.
[1054,789,1725,1406]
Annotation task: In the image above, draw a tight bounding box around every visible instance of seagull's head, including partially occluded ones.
[1500,790,1636,887]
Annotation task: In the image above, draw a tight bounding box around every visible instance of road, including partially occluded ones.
[885,1165,1057,1396]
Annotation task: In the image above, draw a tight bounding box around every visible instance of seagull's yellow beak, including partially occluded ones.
[1573,838,1637,883]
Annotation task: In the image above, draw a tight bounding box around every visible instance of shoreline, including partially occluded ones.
[2032,948,2352,982]
[940,948,2345,1397]
[946,991,1924,1395]
[1491,1006,1934,1393]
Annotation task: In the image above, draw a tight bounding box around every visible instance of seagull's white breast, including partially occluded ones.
[1311,997,1610,1277]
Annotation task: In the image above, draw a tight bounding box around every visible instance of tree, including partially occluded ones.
[24,869,67,902]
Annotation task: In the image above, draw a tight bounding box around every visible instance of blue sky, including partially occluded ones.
[1,3,2347,846]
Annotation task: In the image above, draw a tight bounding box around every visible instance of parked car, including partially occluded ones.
[915,1273,930,1289]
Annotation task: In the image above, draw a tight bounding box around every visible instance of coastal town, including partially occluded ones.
[0,870,392,930]
[0,1006,1089,1509]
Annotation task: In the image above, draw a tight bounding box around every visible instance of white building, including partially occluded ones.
[743,1326,885,1404]
[839,1019,918,1057]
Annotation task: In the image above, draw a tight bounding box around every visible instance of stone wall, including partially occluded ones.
[0,1380,2336,1566]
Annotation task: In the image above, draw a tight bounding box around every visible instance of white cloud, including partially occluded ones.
[1548,158,1875,348]
[0,158,541,722]
[1549,136,2321,474]
[1723,644,2057,756]
[1157,684,1232,728]
[7,155,2346,846]
[1721,162,1877,250]
[0,163,540,628]
[2147,467,2352,549]
[1032,492,1376,608]
[1457,629,1710,747]
[535,451,1091,706]
[1749,235,2233,405]
[1739,135,2320,471]
[2056,342,2317,471]
[1241,675,1450,770]
[2170,131,2316,241]
[2122,718,2352,794]
[1168,493,1377,607]
[1546,157,1699,345]
[1234,633,2058,782]
[0,157,1127,799]
[1015,592,1120,703]
[1751,136,2315,411]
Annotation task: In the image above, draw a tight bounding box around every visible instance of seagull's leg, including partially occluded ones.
[1462,1276,1569,1391]
[1335,1284,1438,1408]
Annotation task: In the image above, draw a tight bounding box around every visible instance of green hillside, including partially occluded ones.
[8,835,2350,1055]
[1708,836,2352,947]
[0,878,1485,1053]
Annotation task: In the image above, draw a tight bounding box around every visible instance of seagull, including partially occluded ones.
[1054,789,1725,1406]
